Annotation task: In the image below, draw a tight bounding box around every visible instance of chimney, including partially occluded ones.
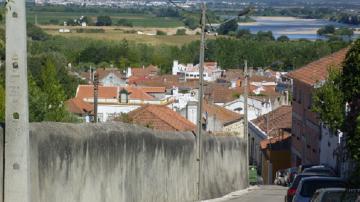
[126,67,132,78]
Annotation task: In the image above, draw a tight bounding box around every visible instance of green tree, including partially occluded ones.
[116,19,133,27]
[96,16,112,26]
[340,40,360,161]
[183,16,198,30]
[176,29,186,35]
[277,35,290,42]
[29,74,46,122]
[27,23,49,41]
[317,25,336,36]
[312,39,360,185]
[236,29,252,39]
[312,68,344,131]
[40,59,68,121]
[156,30,167,36]
[218,19,238,35]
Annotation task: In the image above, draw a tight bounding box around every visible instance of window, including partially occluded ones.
[293,86,297,101]
[119,89,129,103]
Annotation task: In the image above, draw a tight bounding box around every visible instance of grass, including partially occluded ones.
[43,27,208,46]
[27,11,184,28]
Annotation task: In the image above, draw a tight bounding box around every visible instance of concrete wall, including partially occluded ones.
[4,122,249,202]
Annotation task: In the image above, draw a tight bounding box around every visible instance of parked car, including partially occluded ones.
[292,177,347,202]
[298,164,318,173]
[286,167,298,186]
[275,169,288,186]
[285,173,330,202]
[311,188,360,202]
[303,167,336,177]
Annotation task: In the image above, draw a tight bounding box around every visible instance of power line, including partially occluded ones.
[166,0,194,13]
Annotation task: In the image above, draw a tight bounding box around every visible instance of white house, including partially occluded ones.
[224,95,273,121]
[319,124,343,171]
[72,85,172,122]
[172,60,223,82]
[179,101,244,137]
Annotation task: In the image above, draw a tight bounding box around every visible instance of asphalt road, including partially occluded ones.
[207,185,287,202]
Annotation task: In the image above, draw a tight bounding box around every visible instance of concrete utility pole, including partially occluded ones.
[4,0,31,201]
[244,60,249,187]
[196,2,206,201]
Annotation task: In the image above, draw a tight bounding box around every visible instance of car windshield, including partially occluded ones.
[300,180,346,197]
[323,191,360,202]
[291,175,315,189]
[303,168,332,175]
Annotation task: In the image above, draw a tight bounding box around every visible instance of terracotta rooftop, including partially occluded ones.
[203,101,243,125]
[65,98,93,115]
[76,85,118,100]
[128,105,196,132]
[260,133,291,150]
[251,105,292,137]
[75,85,164,101]
[123,86,155,100]
[287,48,348,86]
[205,83,238,104]
[131,65,159,78]
[132,75,200,89]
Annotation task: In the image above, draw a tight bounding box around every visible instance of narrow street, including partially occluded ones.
[206,185,287,202]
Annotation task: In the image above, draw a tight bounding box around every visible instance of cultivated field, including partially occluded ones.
[41,25,217,46]
[27,11,184,28]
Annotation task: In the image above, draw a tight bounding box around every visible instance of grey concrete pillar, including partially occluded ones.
[4,0,31,201]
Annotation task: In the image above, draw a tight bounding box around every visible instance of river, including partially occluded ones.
[238,16,360,40]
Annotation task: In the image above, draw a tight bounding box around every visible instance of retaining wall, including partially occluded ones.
[3,122,248,202]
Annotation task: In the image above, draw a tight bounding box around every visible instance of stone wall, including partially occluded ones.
[2,122,248,202]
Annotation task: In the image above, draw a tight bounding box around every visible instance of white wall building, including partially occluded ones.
[319,124,343,170]
[223,96,273,121]
[172,60,223,82]
[73,85,172,122]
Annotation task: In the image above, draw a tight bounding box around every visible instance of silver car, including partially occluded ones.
[292,177,346,202]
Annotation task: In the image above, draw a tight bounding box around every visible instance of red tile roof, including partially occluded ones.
[140,86,166,93]
[287,48,348,86]
[124,86,155,100]
[251,105,292,137]
[65,98,93,115]
[132,75,199,89]
[205,83,239,104]
[76,85,118,100]
[260,133,291,150]
[128,105,196,132]
[131,65,159,78]
[75,85,162,101]
[203,101,243,125]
